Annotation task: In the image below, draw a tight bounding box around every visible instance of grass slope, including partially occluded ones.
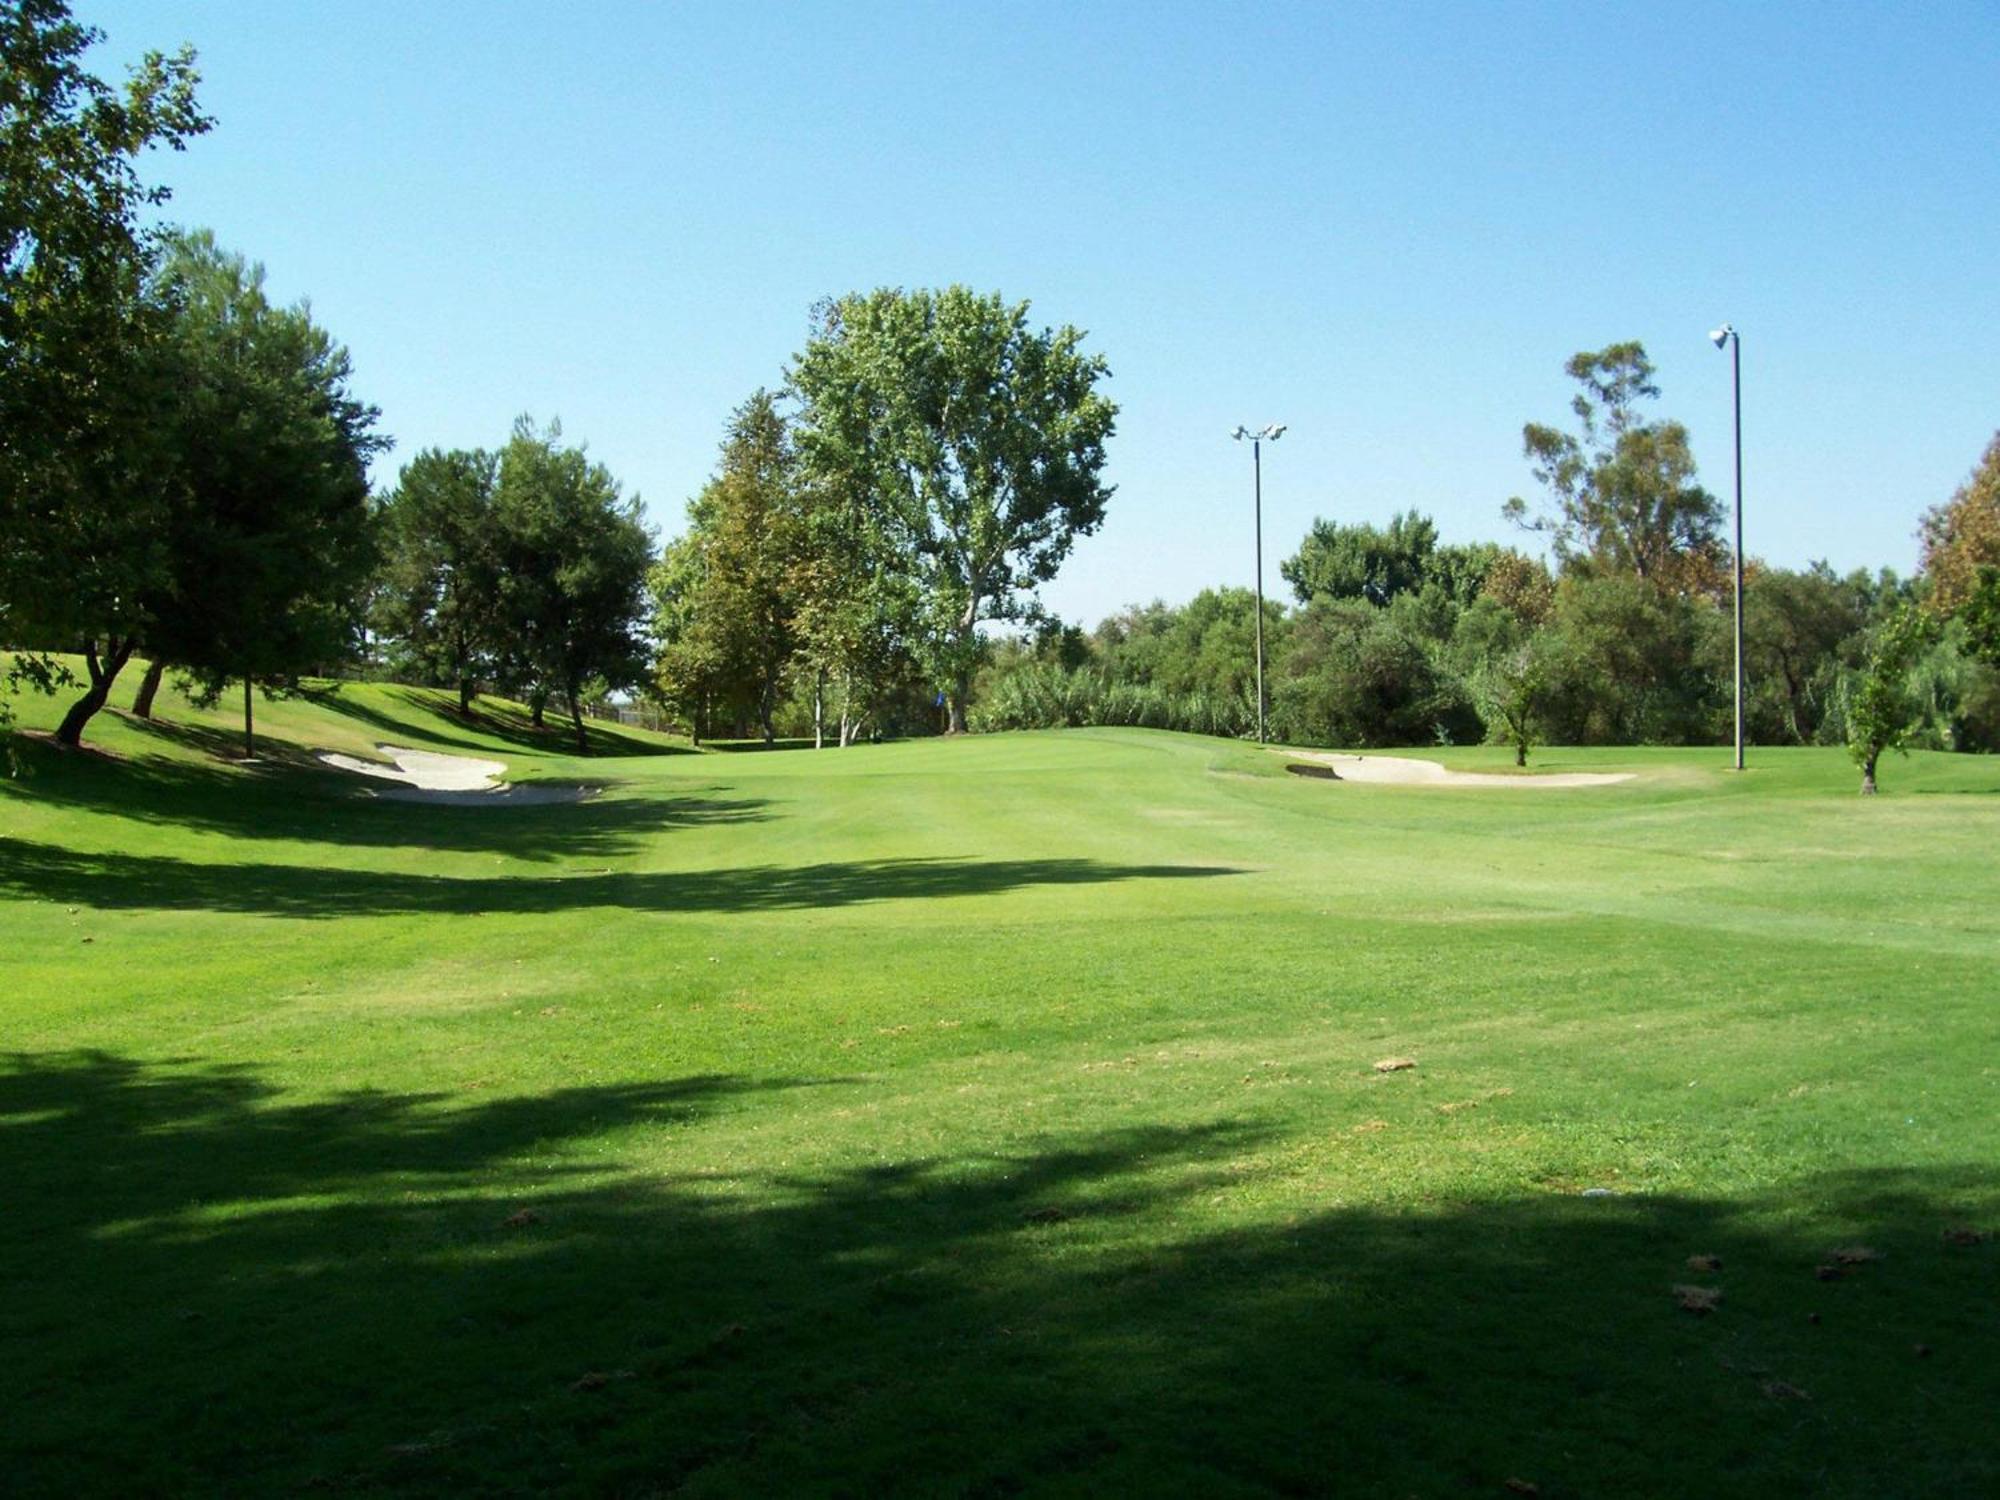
[4,668,1997,1496]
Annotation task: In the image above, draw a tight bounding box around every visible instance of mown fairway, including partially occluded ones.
[3,674,1996,1497]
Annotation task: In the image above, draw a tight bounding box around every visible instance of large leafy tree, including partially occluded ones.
[1,0,207,735]
[491,418,653,753]
[77,230,382,753]
[1282,510,1500,609]
[373,447,501,714]
[789,287,1117,732]
[1503,342,1726,592]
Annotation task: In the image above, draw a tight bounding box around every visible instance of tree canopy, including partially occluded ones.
[1503,342,1726,593]
[373,446,502,713]
[789,286,1116,731]
[1920,432,2000,617]
[1,0,208,736]
[490,418,653,752]
[651,391,805,743]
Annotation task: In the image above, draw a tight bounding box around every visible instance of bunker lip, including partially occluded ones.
[1278,749,1634,788]
[316,744,596,804]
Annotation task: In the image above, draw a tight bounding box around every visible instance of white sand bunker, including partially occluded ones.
[317,745,593,805]
[1282,750,1633,788]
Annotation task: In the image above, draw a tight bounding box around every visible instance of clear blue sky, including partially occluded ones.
[91,0,1999,626]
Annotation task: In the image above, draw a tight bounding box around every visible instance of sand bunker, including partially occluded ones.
[316,745,593,805]
[1281,750,1633,788]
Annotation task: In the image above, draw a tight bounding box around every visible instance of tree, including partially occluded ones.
[1141,586,1283,706]
[1503,342,1726,592]
[491,418,653,753]
[1270,597,1478,749]
[1453,592,1559,764]
[373,448,501,715]
[1919,433,2000,691]
[785,477,924,748]
[1283,511,1439,606]
[1472,634,1562,767]
[1846,604,1938,794]
[651,391,802,743]
[1738,564,1871,745]
[53,229,383,754]
[1281,510,1502,610]
[1,0,208,741]
[789,287,1117,732]
[1961,568,2000,669]
[127,232,382,754]
[1534,575,1719,745]
[1479,550,1556,626]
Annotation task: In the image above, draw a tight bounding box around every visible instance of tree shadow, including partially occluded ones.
[306,685,694,759]
[0,839,1240,917]
[702,738,826,753]
[2,1050,1991,1496]
[0,735,769,862]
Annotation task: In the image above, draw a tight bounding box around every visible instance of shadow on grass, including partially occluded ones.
[1,734,767,862]
[702,737,831,754]
[1,1050,1991,1496]
[306,684,693,759]
[0,839,1239,917]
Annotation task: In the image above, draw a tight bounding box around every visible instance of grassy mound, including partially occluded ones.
[3,670,1996,1495]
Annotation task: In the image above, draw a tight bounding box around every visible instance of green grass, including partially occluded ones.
[4,665,1997,1496]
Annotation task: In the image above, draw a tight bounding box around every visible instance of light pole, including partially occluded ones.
[1709,324,1744,771]
[1231,423,1286,742]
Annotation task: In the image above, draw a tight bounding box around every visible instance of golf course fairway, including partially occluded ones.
[3,673,1995,1496]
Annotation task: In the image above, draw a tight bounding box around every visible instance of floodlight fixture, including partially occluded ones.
[1710,324,1735,350]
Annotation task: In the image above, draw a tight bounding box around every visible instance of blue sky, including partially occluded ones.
[91,0,1999,626]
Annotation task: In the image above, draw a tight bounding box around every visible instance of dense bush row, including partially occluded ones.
[973,561,2000,755]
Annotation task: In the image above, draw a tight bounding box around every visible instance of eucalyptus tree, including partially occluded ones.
[1503,342,1726,593]
[789,287,1116,732]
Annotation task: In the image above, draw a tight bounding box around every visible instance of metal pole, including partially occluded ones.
[1732,333,1744,772]
[1253,437,1266,743]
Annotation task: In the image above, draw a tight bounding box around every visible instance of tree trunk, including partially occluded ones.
[54,638,135,748]
[946,603,978,734]
[243,678,255,759]
[132,658,166,719]
[530,691,546,728]
[1515,739,1528,768]
[569,684,588,755]
[458,676,474,715]
[813,671,824,750]
[1860,750,1878,795]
